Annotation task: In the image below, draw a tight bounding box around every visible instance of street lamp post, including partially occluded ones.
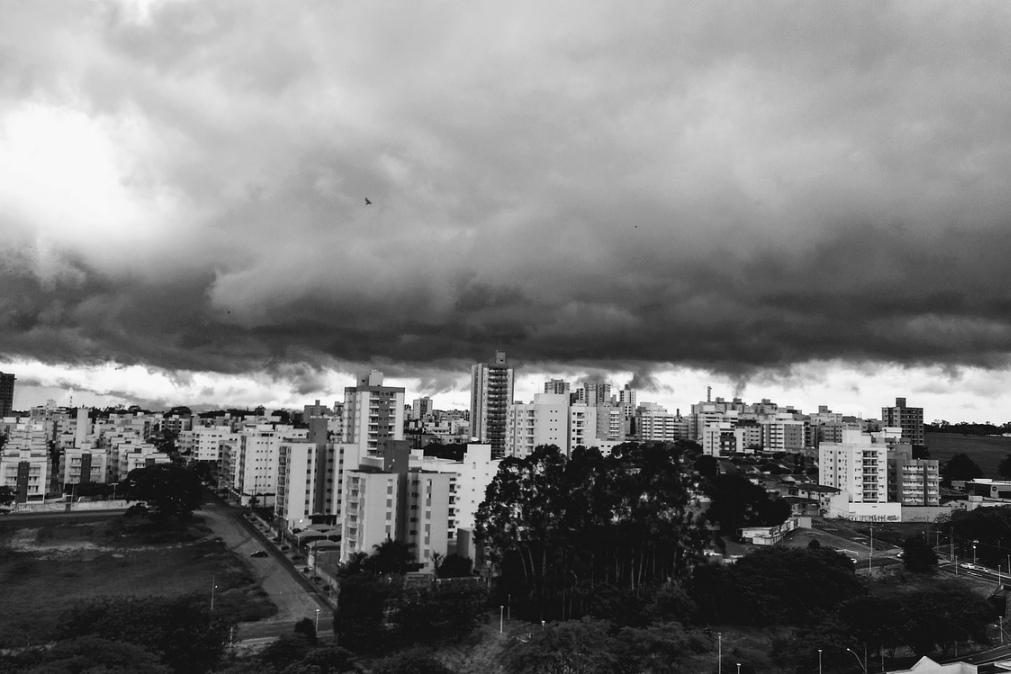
[868,525,873,573]
[210,575,218,613]
[736,663,741,674]
[973,542,978,566]
[315,608,320,633]
[718,632,722,674]
[499,605,504,634]
[845,648,868,674]
[818,648,823,674]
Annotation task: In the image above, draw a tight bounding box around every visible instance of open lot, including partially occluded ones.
[0,513,276,648]
[926,432,1011,478]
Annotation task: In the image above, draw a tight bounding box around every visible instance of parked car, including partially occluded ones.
[250,550,269,558]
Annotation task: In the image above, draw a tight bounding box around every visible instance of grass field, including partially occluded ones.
[0,515,276,648]
[926,432,1011,477]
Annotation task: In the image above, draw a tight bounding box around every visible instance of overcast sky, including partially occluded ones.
[3,1,1011,422]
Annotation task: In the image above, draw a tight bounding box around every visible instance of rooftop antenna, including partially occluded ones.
[707,386,712,403]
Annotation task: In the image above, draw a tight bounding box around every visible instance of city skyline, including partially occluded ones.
[4,3,1011,423]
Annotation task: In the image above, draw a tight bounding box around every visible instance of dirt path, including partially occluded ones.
[196,502,329,637]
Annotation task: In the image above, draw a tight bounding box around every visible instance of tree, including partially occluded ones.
[5,636,171,673]
[294,617,317,644]
[435,554,473,579]
[940,453,983,486]
[691,547,864,626]
[946,506,1011,566]
[901,535,939,573]
[999,453,1011,480]
[0,485,15,506]
[54,595,230,673]
[371,650,455,674]
[364,539,416,575]
[258,634,315,672]
[122,464,203,521]
[475,442,705,622]
[705,473,791,536]
[500,618,621,674]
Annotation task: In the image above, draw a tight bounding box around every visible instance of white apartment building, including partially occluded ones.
[819,430,890,503]
[182,425,237,462]
[504,393,570,458]
[59,444,109,486]
[762,413,807,452]
[0,424,50,502]
[702,422,736,456]
[275,439,363,531]
[636,406,688,442]
[404,470,454,568]
[569,403,598,449]
[109,441,171,481]
[692,403,730,441]
[888,445,941,506]
[223,424,308,507]
[340,469,399,562]
[418,443,500,532]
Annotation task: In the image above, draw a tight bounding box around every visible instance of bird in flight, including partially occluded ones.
[365,197,372,205]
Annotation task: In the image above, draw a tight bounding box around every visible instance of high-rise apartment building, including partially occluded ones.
[504,393,570,458]
[881,397,925,447]
[344,370,405,455]
[411,397,434,420]
[470,352,514,459]
[887,444,940,506]
[618,385,636,418]
[576,382,612,406]
[543,379,571,395]
[0,372,14,417]
[818,430,889,503]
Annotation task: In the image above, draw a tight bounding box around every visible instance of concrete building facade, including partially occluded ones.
[344,371,405,455]
[881,397,925,447]
[819,430,890,503]
[470,352,515,459]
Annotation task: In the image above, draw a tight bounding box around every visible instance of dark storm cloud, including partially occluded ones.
[3,0,1011,391]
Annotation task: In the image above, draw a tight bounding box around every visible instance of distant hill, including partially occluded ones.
[925,431,1011,477]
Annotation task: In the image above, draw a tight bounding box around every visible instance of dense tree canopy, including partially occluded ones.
[3,636,171,674]
[334,542,489,654]
[122,463,202,521]
[500,617,711,674]
[475,443,707,622]
[940,453,983,486]
[435,553,473,579]
[945,506,1011,566]
[704,473,791,536]
[901,535,939,573]
[691,547,864,626]
[52,595,230,673]
[999,453,1011,480]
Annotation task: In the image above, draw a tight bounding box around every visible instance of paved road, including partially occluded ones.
[196,501,330,640]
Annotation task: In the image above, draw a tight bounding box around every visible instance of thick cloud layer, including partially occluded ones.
[3,1,1011,402]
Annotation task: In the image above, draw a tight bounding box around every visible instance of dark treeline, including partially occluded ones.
[475,442,708,623]
[928,421,1011,435]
